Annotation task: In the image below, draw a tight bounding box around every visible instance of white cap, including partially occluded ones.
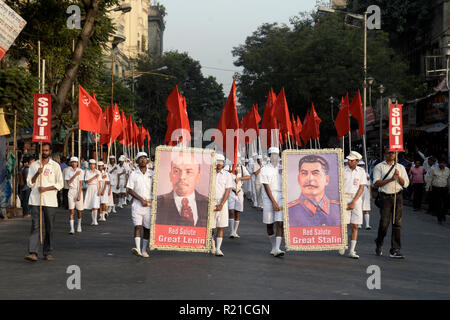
[344,159,348,163]
[98,161,104,166]
[89,159,96,164]
[278,164,283,170]
[252,152,258,157]
[136,152,148,160]
[118,155,125,162]
[257,155,263,160]
[268,147,280,155]
[358,160,365,165]
[237,152,241,158]
[109,155,116,159]
[69,156,78,163]
[346,151,362,161]
[215,153,225,162]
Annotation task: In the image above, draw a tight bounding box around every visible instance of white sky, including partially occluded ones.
[159,0,318,95]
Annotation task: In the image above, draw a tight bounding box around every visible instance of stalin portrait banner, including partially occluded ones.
[150,146,216,253]
[282,149,347,251]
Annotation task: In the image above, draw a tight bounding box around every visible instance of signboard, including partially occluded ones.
[366,106,375,124]
[0,1,27,61]
[282,149,347,252]
[32,94,52,143]
[389,103,404,152]
[150,146,215,253]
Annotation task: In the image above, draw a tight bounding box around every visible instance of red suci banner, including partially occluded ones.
[32,94,52,143]
[389,103,404,152]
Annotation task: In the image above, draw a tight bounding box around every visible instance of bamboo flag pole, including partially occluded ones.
[39,59,46,244]
[393,151,398,224]
[349,132,352,151]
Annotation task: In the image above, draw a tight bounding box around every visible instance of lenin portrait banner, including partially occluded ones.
[150,146,216,252]
[282,149,347,251]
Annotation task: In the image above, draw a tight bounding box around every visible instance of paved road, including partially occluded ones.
[1,199,449,300]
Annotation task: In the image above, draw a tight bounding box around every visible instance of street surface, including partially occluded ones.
[1,199,449,300]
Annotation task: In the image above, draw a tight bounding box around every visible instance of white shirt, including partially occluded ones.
[231,165,250,192]
[260,164,282,200]
[108,164,118,185]
[117,165,127,184]
[430,166,450,188]
[343,166,368,195]
[27,159,64,207]
[84,169,101,185]
[99,170,110,192]
[63,167,71,189]
[215,169,233,201]
[127,168,153,211]
[174,192,198,226]
[373,161,410,194]
[65,167,83,190]
[254,162,262,184]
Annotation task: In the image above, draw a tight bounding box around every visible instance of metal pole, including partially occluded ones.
[38,41,41,94]
[362,11,369,172]
[111,52,115,106]
[72,39,75,156]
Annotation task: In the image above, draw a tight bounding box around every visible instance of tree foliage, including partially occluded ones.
[2,0,119,139]
[134,51,226,146]
[232,12,426,141]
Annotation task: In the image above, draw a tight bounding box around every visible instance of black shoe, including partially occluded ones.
[389,251,405,259]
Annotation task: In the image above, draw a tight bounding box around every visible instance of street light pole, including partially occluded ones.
[329,96,334,121]
[378,84,385,160]
[362,11,369,173]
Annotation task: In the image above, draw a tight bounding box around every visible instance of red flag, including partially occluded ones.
[349,90,364,135]
[117,111,128,145]
[32,94,52,143]
[274,88,293,138]
[215,78,239,171]
[310,103,322,139]
[261,88,278,148]
[133,121,139,147]
[108,103,122,146]
[126,116,133,146]
[98,109,109,135]
[164,86,191,145]
[301,110,312,144]
[295,115,302,146]
[334,97,350,139]
[79,85,101,133]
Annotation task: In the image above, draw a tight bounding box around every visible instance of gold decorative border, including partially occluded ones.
[150,145,216,253]
[282,148,347,251]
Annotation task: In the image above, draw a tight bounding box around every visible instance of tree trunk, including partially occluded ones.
[51,0,100,140]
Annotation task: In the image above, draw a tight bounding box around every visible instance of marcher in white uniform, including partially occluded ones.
[108,156,119,213]
[83,159,102,225]
[254,155,263,209]
[340,151,367,259]
[228,153,251,238]
[116,155,128,209]
[243,159,250,199]
[98,162,112,222]
[125,158,133,203]
[358,160,372,230]
[260,147,285,257]
[211,153,233,257]
[126,152,153,258]
[65,157,84,234]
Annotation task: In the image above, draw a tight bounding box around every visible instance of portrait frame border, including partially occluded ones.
[282,148,347,251]
[150,145,216,253]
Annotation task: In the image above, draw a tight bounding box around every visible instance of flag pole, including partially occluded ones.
[349,132,352,151]
[39,59,46,245]
[393,150,398,224]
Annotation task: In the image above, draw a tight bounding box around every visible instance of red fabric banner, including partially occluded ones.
[32,94,52,143]
[389,103,404,152]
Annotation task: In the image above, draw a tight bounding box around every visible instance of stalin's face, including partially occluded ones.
[298,162,329,201]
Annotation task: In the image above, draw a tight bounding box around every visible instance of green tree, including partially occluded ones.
[232,12,425,143]
[3,0,119,141]
[134,51,226,146]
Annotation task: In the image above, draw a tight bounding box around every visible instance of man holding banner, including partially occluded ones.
[25,143,64,262]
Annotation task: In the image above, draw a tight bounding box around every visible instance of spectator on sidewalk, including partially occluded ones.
[409,160,426,211]
[429,159,450,225]
[19,155,35,218]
